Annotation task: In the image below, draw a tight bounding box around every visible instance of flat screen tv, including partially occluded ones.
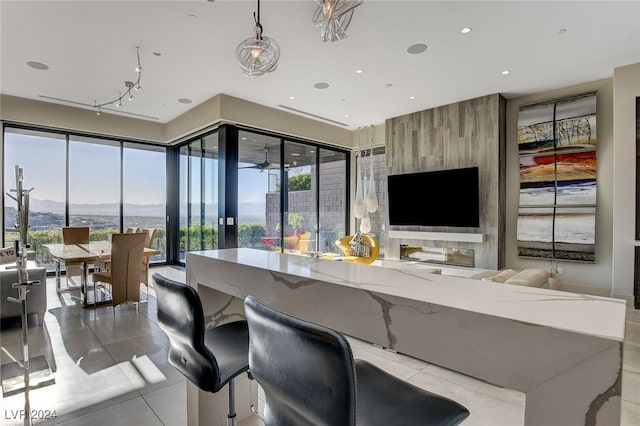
[387,167,480,227]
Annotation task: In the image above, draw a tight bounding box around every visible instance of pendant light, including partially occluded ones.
[312,0,363,42]
[236,0,280,77]
[365,126,378,213]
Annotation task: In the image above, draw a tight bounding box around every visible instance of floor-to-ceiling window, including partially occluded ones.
[2,125,167,270]
[3,128,67,262]
[177,124,350,260]
[238,131,281,250]
[178,132,219,260]
[69,136,120,230]
[123,142,167,262]
[4,122,348,269]
[283,140,317,252]
[202,134,219,252]
[319,148,348,253]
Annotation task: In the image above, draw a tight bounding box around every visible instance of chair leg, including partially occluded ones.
[227,379,236,426]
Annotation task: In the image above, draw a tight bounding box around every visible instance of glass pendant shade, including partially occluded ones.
[366,144,378,213]
[312,0,363,42]
[354,174,365,219]
[236,0,280,77]
[236,34,280,77]
[359,211,371,234]
[366,176,378,213]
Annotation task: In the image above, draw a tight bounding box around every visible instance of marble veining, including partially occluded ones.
[365,291,397,349]
[585,357,622,426]
[204,294,244,328]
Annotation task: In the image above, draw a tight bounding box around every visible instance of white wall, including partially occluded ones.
[505,79,615,297]
[0,93,354,148]
[612,63,640,299]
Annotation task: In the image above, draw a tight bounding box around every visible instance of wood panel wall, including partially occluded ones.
[385,93,506,270]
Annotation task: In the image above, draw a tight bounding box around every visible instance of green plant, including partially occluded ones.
[238,223,267,248]
[179,224,218,251]
[288,172,311,191]
[287,212,304,232]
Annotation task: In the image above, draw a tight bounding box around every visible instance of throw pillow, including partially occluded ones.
[491,269,518,283]
[348,233,371,258]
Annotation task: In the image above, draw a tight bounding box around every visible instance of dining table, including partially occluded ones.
[43,240,161,308]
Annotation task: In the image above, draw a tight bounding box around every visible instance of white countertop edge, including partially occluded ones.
[187,249,626,342]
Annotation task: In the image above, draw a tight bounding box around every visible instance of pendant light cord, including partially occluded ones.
[253,0,264,40]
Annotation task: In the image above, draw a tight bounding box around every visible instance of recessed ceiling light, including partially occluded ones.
[355,69,364,74]
[290,152,300,157]
[309,150,315,154]
[314,82,330,89]
[501,70,511,75]
[345,114,350,118]
[409,96,416,100]
[178,98,192,104]
[241,137,247,140]
[461,27,472,34]
[26,61,49,70]
[406,43,428,54]
[289,96,295,100]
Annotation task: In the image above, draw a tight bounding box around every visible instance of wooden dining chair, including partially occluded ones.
[139,228,157,287]
[92,232,147,308]
[95,228,156,288]
[61,226,90,286]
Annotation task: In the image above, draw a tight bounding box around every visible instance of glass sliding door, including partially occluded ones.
[3,126,167,270]
[178,133,220,260]
[3,127,66,266]
[237,131,281,250]
[283,141,317,253]
[68,136,120,238]
[179,145,189,261]
[187,141,202,251]
[202,133,219,250]
[319,148,347,253]
[123,142,167,263]
[175,125,349,262]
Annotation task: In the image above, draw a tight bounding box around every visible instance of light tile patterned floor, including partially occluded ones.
[0,266,639,425]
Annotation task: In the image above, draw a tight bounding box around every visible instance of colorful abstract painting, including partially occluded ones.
[516,93,597,262]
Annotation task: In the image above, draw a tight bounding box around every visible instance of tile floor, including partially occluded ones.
[0,266,639,425]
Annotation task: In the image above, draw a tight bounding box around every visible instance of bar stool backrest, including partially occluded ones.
[153,274,223,393]
[244,295,357,426]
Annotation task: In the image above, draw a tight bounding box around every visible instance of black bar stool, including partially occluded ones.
[153,273,249,426]
[244,295,470,426]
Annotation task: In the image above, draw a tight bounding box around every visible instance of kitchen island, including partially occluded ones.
[186,248,626,426]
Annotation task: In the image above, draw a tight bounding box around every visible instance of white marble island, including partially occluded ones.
[187,248,626,426]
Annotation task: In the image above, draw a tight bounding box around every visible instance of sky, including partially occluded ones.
[4,131,272,209]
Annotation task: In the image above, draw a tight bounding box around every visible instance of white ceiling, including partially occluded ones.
[1,1,639,130]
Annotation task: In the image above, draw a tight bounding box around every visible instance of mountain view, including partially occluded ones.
[4,198,267,231]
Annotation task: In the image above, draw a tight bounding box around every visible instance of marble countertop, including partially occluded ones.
[192,248,626,341]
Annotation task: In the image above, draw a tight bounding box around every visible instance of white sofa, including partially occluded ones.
[469,268,556,289]
[0,262,47,324]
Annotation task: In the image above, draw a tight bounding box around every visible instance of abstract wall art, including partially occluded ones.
[517,92,597,262]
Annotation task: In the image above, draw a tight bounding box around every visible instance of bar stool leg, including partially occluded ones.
[227,379,236,426]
